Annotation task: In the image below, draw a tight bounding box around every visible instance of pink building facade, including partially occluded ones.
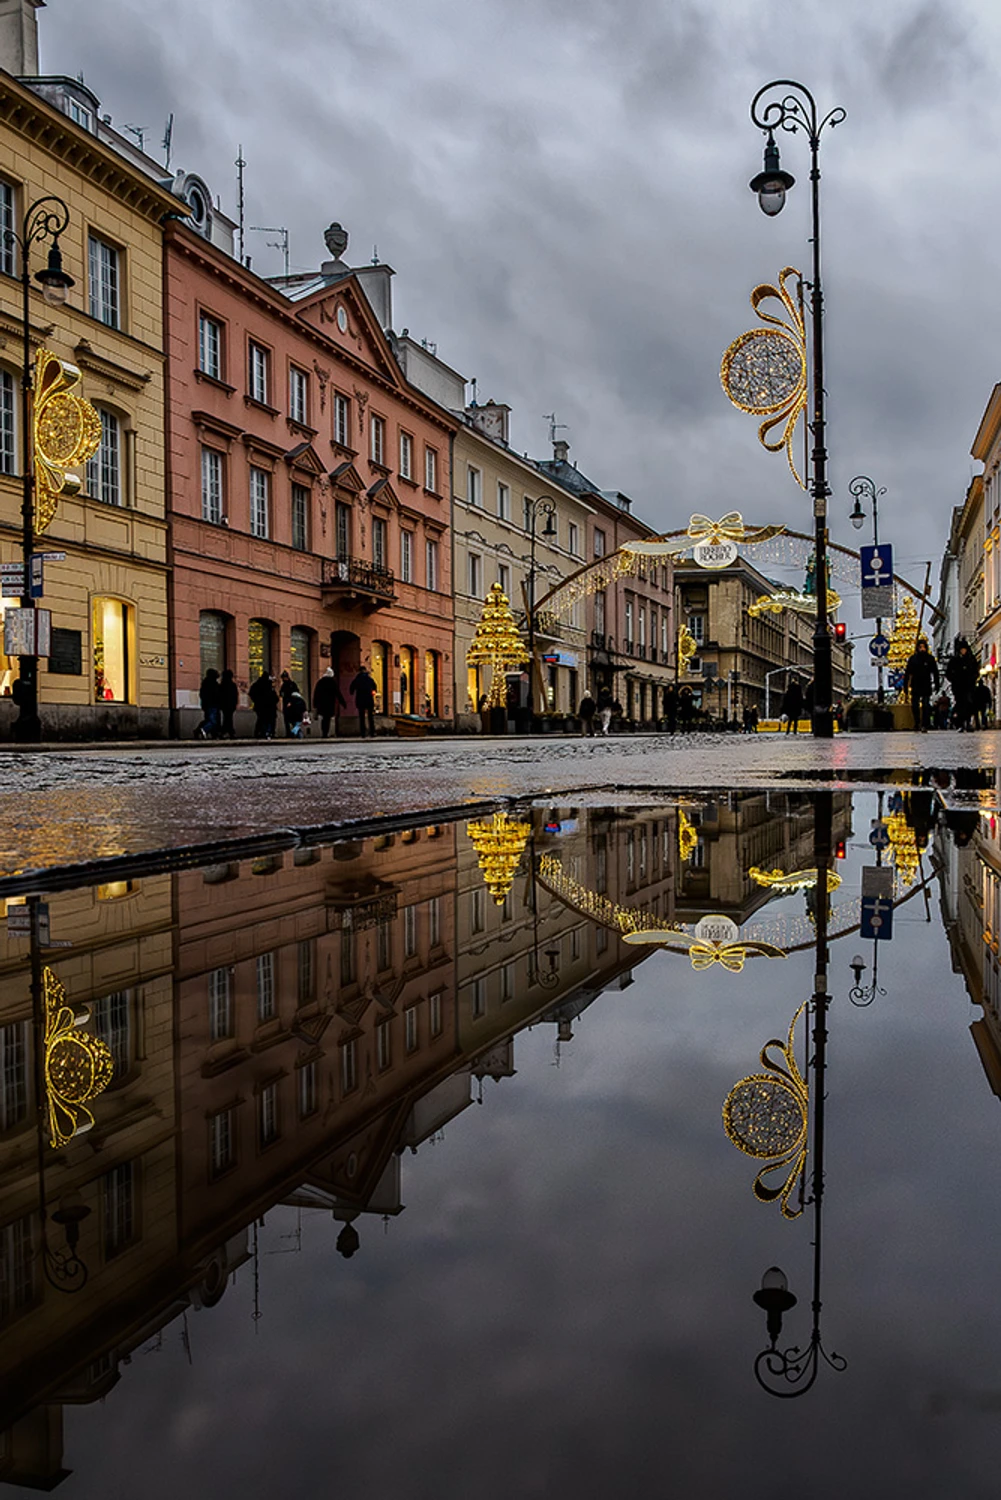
[165,222,457,731]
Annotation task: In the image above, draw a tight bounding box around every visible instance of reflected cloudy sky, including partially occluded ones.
[56,791,1001,1500]
[39,0,1001,622]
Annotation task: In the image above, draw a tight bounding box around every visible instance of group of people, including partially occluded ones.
[577,686,622,736]
[195,665,380,741]
[904,637,992,732]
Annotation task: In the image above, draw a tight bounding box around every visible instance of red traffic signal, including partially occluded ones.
[834,839,846,859]
[833,621,847,641]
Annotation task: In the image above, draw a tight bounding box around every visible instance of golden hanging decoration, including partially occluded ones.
[677,624,698,671]
[466,811,532,904]
[678,807,698,862]
[721,266,808,489]
[466,583,526,708]
[747,586,841,619]
[621,926,787,972]
[33,347,102,534]
[537,853,667,937]
[749,865,842,894]
[624,512,786,562]
[531,547,639,624]
[722,1002,808,1218]
[44,966,115,1149]
[885,810,920,888]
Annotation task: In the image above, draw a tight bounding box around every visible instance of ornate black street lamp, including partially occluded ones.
[749,84,845,739]
[4,196,74,742]
[849,475,888,703]
[525,496,557,714]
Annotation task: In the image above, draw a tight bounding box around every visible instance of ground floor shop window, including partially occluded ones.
[371,641,389,713]
[248,619,273,681]
[93,597,132,702]
[200,611,227,677]
[400,645,416,713]
[424,650,439,716]
[290,626,311,690]
[467,665,481,712]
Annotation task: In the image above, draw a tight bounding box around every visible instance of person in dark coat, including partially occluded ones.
[905,639,940,732]
[195,669,221,739]
[285,691,307,737]
[664,685,678,734]
[678,685,694,732]
[945,640,978,730]
[781,678,803,734]
[596,686,614,736]
[249,671,278,739]
[218,668,239,739]
[278,670,300,737]
[974,677,993,729]
[578,692,597,737]
[350,666,378,737]
[313,668,347,738]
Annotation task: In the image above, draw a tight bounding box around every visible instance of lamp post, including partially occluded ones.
[5,197,75,742]
[525,496,557,715]
[849,475,888,703]
[749,84,845,739]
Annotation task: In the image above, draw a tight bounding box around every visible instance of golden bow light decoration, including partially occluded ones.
[623,511,786,564]
[747,587,841,619]
[722,1002,808,1218]
[33,347,103,533]
[721,266,808,489]
[43,966,115,1148]
[677,624,698,672]
[749,865,842,894]
[621,925,787,973]
[466,811,532,904]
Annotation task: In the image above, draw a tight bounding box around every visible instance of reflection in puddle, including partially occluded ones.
[1,782,1001,1492]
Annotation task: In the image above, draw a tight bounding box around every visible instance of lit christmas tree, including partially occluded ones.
[466,582,526,707]
[466,811,532,904]
[887,596,925,693]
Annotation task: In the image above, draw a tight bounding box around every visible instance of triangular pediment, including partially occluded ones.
[304,1097,414,1208]
[328,459,366,494]
[286,442,327,478]
[366,476,400,510]
[295,277,405,388]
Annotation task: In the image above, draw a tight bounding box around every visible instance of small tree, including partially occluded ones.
[466,583,526,708]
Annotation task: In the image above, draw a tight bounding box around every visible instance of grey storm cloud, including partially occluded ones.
[38,0,1001,665]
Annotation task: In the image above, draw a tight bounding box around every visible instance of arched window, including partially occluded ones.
[289,626,312,690]
[370,641,390,713]
[424,650,439,716]
[93,597,134,702]
[199,611,228,676]
[399,645,416,713]
[248,619,273,680]
[86,409,122,506]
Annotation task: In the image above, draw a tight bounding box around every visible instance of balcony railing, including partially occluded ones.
[321,555,396,611]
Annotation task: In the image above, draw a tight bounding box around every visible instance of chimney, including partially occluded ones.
[553,438,570,464]
[0,0,44,77]
[465,399,510,446]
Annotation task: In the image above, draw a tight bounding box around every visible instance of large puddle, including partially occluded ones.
[2,780,1001,1497]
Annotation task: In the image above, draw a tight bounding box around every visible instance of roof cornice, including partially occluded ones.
[972,383,1001,463]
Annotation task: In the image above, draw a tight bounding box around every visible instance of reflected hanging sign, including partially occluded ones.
[860,865,894,941]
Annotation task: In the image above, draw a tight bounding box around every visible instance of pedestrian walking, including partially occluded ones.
[578,691,597,737]
[974,677,993,729]
[313,667,346,738]
[285,690,308,738]
[249,671,278,739]
[664,685,678,734]
[781,678,803,734]
[195,669,221,739]
[945,639,978,730]
[350,665,378,737]
[904,639,940,732]
[678,685,694,732]
[279,671,300,737]
[596,686,614,736]
[219,667,238,739]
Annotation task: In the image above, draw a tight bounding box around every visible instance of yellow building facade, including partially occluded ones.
[0,67,179,738]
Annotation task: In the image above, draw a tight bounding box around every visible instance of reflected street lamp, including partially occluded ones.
[749,83,845,739]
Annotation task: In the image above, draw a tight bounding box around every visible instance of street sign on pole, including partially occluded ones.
[868,819,891,851]
[29,555,43,599]
[3,607,51,656]
[33,551,66,563]
[860,865,894,940]
[869,632,889,663]
[5,903,31,937]
[860,543,894,620]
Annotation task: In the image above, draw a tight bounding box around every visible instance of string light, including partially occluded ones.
[722,1002,809,1218]
[720,267,808,489]
[43,967,114,1148]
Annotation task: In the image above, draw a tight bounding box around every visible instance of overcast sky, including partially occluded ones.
[38,0,1001,627]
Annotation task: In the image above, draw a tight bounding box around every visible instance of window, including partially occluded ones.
[0,1215,33,1324]
[0,1021,27,1131]
[250,466,270,538]
[297,939,314,1005]
[335,501,351,559]
[91,991,130,1077]
[289,366,308,424]
[86,410,121,505]
[568,522,580,556]
[594,590,606,635]
[340,931,355,986]
[291,484,309,551]
[425,445,437,492]
[405,1006,418,1053]
[501,963,515,1001]
[639,608,646,649]
[468,552,482,599]
[472,979,486,1019]
[201,448,223,524]
[88,234,120,327]
[209,967,233,1040]
[199,314,222,379]
[594,528,606,558]
[689,613,705,643]
[334,392,350,447]
[103,1161,135,1258]
[498,563,510,596]
[298,1060,318,1118]
[400,431,413,479]
[372,516,387,571]
[497,482,510,520]
[661,615,669,656]
[377,918,392,970]
[376,1019,392,1071]
[625,599,634,646]
[429,991,442,1037]
[471,887,485,934]
[500,892,513,922]
[249,343,269,403]
[401,530,413,583]
[256,952,275,1021]
[93,597,131,703]
[0,368,15,475]
[248,618,272,679]
[209,1108,234,1176]
[467,466,481,506]
[340,1038,357,1094]
[259,1083,279,1146]
[429,895,441,948]
[69,98,93,130]
[0,179,15,277]
[404,903,418,958]
[426,539,439,592]
[370,414,385,465]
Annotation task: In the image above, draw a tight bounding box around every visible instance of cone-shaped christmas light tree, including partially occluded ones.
[466,811,532,904]
[887,595,924,694]
[466,582,526,707]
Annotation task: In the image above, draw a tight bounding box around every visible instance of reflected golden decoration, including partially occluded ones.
[466,811,532,904]
[747,587,841,619]
[677,624,698,671]
[749,865,842,894]
[622,926,787,971]
[33,348,102,534]
[885,810,920,888]
[43,966,114,1148]
[721,266,808,489]
[537,853,666,937]
[466,583,526,708]
[722,1002,808,1218]
[678,808,698,862]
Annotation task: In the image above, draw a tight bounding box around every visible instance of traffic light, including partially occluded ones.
[834,839,846,859]
[833,621,847,641]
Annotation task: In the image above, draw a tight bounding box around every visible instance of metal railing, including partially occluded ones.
[321,556,395,597]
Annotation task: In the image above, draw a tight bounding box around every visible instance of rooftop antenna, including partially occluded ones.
[543,412,568,446]
[470,377,478,405]
[235,144,246,263]
[162,113,174,173]
[124,123,148,152]
[371,244,379,265]
[250,224,290,279]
